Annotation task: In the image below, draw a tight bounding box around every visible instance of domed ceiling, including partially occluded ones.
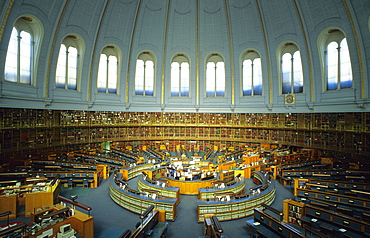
[0,0,369,112]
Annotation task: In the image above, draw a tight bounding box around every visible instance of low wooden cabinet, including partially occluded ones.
[29,205,93,238]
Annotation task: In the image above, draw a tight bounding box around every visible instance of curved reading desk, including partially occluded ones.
[137,175,180,201]
[112,165,276,222]
[197,172,276,222]
[198,179,245,200]
[109,175,178,221]
[120,163,155,181]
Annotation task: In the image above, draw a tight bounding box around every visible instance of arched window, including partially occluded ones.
[97,46,119,94]
[242,50,262,96]
[135,52,155,96]
[281,43,303,94]
[4,16,43,85]
[55,35,84,90]
[206,53,225,97]
[326,33,352,90]
[171,54,189,97]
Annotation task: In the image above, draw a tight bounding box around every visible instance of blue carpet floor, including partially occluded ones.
[0,176,294,237]
[96,226,128,238]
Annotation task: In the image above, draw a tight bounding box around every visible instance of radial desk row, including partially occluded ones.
[197,173,276,222]
[109,175,178,221]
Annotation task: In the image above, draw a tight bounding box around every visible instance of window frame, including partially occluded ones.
[205,53,225,97]
[170,54,190,97]
[241,50,263,96]
[97,46,119,94]
[55,35,83,91]
[134,51,156,96]
[324,30,352,91]
[279,43,304,95]
[4,16,43,86]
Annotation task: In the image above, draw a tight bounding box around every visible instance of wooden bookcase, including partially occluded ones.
[219,170,234,182]
[283,199,305,226]
[1,109,369,162]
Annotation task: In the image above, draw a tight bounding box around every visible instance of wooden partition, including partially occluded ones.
[0,195,17,220]
[0,179,60,218]
[166,177,217,195]
[25,191,54,217]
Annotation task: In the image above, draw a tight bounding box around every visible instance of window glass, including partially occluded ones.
[242,59,252,96]
[4,28,18,82]
[339,38,352,89]
[97,54,107,92]
[243,57,263,96]
[67,46,78,90]
[253,58,263,95]
[108,55,117,93]
[206,56,225,97]
[145,60,154,96]
[206,62,216,97]
[56,44,67,88]
[215,61,225,97]
[171,62,180,96]
[293,51,303,93]
[327,41,338,90]
[19,31,32,84]
[180,62,189,97]
[135,59,144,95]
[282,53,292,94]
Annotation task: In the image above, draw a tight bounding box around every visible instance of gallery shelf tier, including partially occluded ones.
[1,108,369,156]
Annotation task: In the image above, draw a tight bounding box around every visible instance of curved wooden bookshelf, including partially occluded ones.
[1,109,369,158]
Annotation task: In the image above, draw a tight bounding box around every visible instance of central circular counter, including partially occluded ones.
[166,177,218,195]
